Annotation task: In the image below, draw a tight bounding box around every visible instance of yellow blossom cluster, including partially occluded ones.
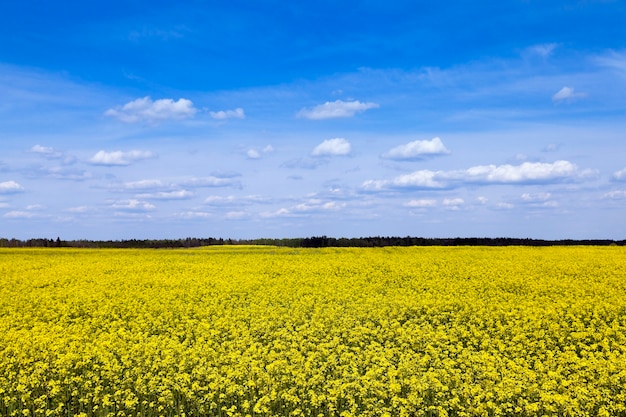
[1,246,625,416]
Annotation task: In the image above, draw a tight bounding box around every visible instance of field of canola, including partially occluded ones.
[1,246,626,417]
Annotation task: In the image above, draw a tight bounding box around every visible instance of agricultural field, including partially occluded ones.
[1,246,626,417]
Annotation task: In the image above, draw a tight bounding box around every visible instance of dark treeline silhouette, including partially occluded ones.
[0,236,624,248]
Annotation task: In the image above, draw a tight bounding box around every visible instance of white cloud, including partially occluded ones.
[89,150,156,166]
[293,200,346,212]
[404,199,437,208]
[612,168,626,181]
[297,100,379,120]
[0,181,23,193]
[30,144,63,158]
[448,160,589,184]
[603,190,626,200]
[552,86,586,103]
[104,97,197,123]
[136,190,193,200]
[260,208,293,218]
[246,149,261,159]
[110,199,155,211]
[526,43,558,58]
[209,108,245,120]
[66,206,90,213]
[245,144,273,160]
[496,202,515,210]
[594,50,626,74]
[363,161,594,191]
[362,170,444,191]
[521,192,551,202]
[4,211,37,218]
[34,166,91,181]
[121,179,169,190]
[443,198,464,209]
[182,176,241,188]
[381,137,450,160]
[312,138,351,157]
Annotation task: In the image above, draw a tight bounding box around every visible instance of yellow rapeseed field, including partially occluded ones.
[1,246,625,417]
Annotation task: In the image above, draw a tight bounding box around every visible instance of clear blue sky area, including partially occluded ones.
[1,1,625,240]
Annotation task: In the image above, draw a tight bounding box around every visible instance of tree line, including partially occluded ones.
[0,236,624,248]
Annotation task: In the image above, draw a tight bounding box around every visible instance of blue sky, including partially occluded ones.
[1,1,625,240]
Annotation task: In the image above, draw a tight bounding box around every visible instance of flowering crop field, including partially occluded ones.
[1,246,626,417]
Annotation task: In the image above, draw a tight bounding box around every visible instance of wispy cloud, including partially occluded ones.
[181,176,242,188]
[525,43,559,58]
[281,158,328,170]
[89,150,156,166]
[363,161,596,191]
[381,137,450,160]
[312,138,351,157]
[594,50,626,74]
[104,97,197,123]
[204,195,268,206]
[297,99,379,120]
[209,107,245,120]
[552,86,587,103]
[603,190,626,200]
[32,166,92,181]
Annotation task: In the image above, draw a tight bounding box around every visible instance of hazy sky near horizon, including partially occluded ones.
[1,1,625,240]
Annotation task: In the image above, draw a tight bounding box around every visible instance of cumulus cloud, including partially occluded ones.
[209,108,245,120]
[30,145,63,158]
[443,198,464,209]
[136,190,194,200]
[447,160,590,184]
[104,97,197,123]
[110,199,155,211]
[293,199,346,212]
[89,150,156,166]
[0,181,23,193]
[297,100,379,120]
[362,170,443,191]
[552,86,586,103]
[381,137,450,160]
[612,168,626,181]
[246,145,273,160]
[404,199,437,208]
[312,138,351,157]
[260,208,293,218]
[362,161,594,191]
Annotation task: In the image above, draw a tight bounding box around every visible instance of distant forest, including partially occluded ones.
[1,236,624,248]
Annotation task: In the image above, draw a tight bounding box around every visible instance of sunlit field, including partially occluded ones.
[1,246,625,417]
